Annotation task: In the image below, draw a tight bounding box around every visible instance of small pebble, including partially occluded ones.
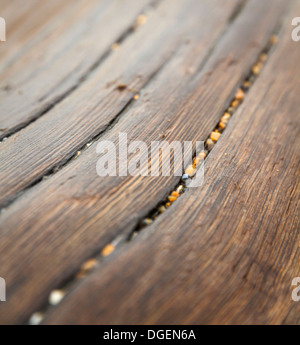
[259,53,267,62]
[210,131,221,142]
[80,258,97,272]
[144,218,152,225]
[49,290,65,306]
[168,195,177,202]
[193,156,200,168]
[231,99,239,107]
[111,42,120,51]
[206,138,214,151]
[234,88,244,101]
[185,165,195,176]
[243,80,251,89]
[198,151,206,159]
[101,243,115,257]
[176,185,184,193]
[136,14,147,27]
[193,152,206,167]
[220,114,230,125]
[218,121,226,129]
[252,62,262,75]
[270,35,278,44]
[158,205,166,213]
[29,312,44,325]
[182,173,189,181]
[140,218,153,227]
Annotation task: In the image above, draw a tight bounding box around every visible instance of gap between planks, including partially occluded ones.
[0,0,161,141]
[0,0,247,210]
[0,0,288,324]
[27,31,280,325]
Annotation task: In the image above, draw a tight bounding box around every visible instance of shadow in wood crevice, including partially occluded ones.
[0,0,163,141]
[0,39,185,211]
[27,29,281,325]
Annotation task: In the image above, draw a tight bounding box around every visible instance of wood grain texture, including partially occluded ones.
[0,0,297,325]
[0,0,244,323]
[0,0,152,138]
[0,0,71,68]
[0,0,243,207]
[43,5,300,324]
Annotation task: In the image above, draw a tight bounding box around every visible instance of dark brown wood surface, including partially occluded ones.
[43,8,300,324]
[0,0,244,207]
[0,0,152,139]
[0,0,299,325]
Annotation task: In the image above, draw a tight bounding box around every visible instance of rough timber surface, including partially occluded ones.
[44,3,300,324]
[0,0,299,325]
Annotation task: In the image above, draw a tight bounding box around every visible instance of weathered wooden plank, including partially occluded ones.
[0,0,290,324]
[0,0,70,67]
[43,9,300,324]
[0,0,242,207]
[0,0,152,139]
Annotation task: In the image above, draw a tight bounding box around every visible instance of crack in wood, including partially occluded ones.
[0,38,182,211]
[0,0,163,141]
[26,29,281,325]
